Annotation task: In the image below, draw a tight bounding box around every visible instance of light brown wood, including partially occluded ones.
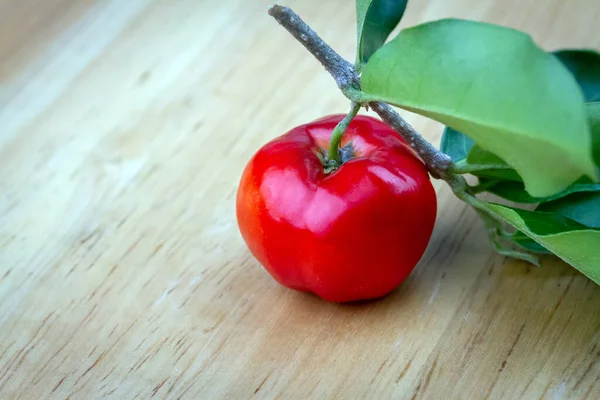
[1,0,600,398]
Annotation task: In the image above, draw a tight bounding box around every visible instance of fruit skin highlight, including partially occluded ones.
[236,114,437,302]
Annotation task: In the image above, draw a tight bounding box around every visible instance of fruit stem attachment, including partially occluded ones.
[328,102,360,164]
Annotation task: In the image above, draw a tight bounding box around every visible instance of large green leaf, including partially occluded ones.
[554,50,600,102]
[537,191,600,229]
[361,18,597,197]
[355,0,408,68]
[484,204,600,285]
[440,126,474,162]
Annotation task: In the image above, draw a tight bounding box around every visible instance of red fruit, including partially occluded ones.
[236,114,437,302]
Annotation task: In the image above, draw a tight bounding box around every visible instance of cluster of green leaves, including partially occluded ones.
[354,0,600,284]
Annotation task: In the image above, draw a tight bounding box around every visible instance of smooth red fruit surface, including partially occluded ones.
[236,114,437,303]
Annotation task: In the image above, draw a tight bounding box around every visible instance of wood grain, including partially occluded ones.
[1,0,600,398]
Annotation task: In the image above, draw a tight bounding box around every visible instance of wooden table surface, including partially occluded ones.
[2,0,600,399]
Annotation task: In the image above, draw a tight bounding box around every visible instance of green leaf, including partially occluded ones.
[537,191,600,229]
[355,0,409,68]
[440,126,475,162]
[484,203,600,285]
[588,102,600,166]
[484,179,600,204]
[466,145,522,181]
[554,50,600,102]
[361,18,597,197]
